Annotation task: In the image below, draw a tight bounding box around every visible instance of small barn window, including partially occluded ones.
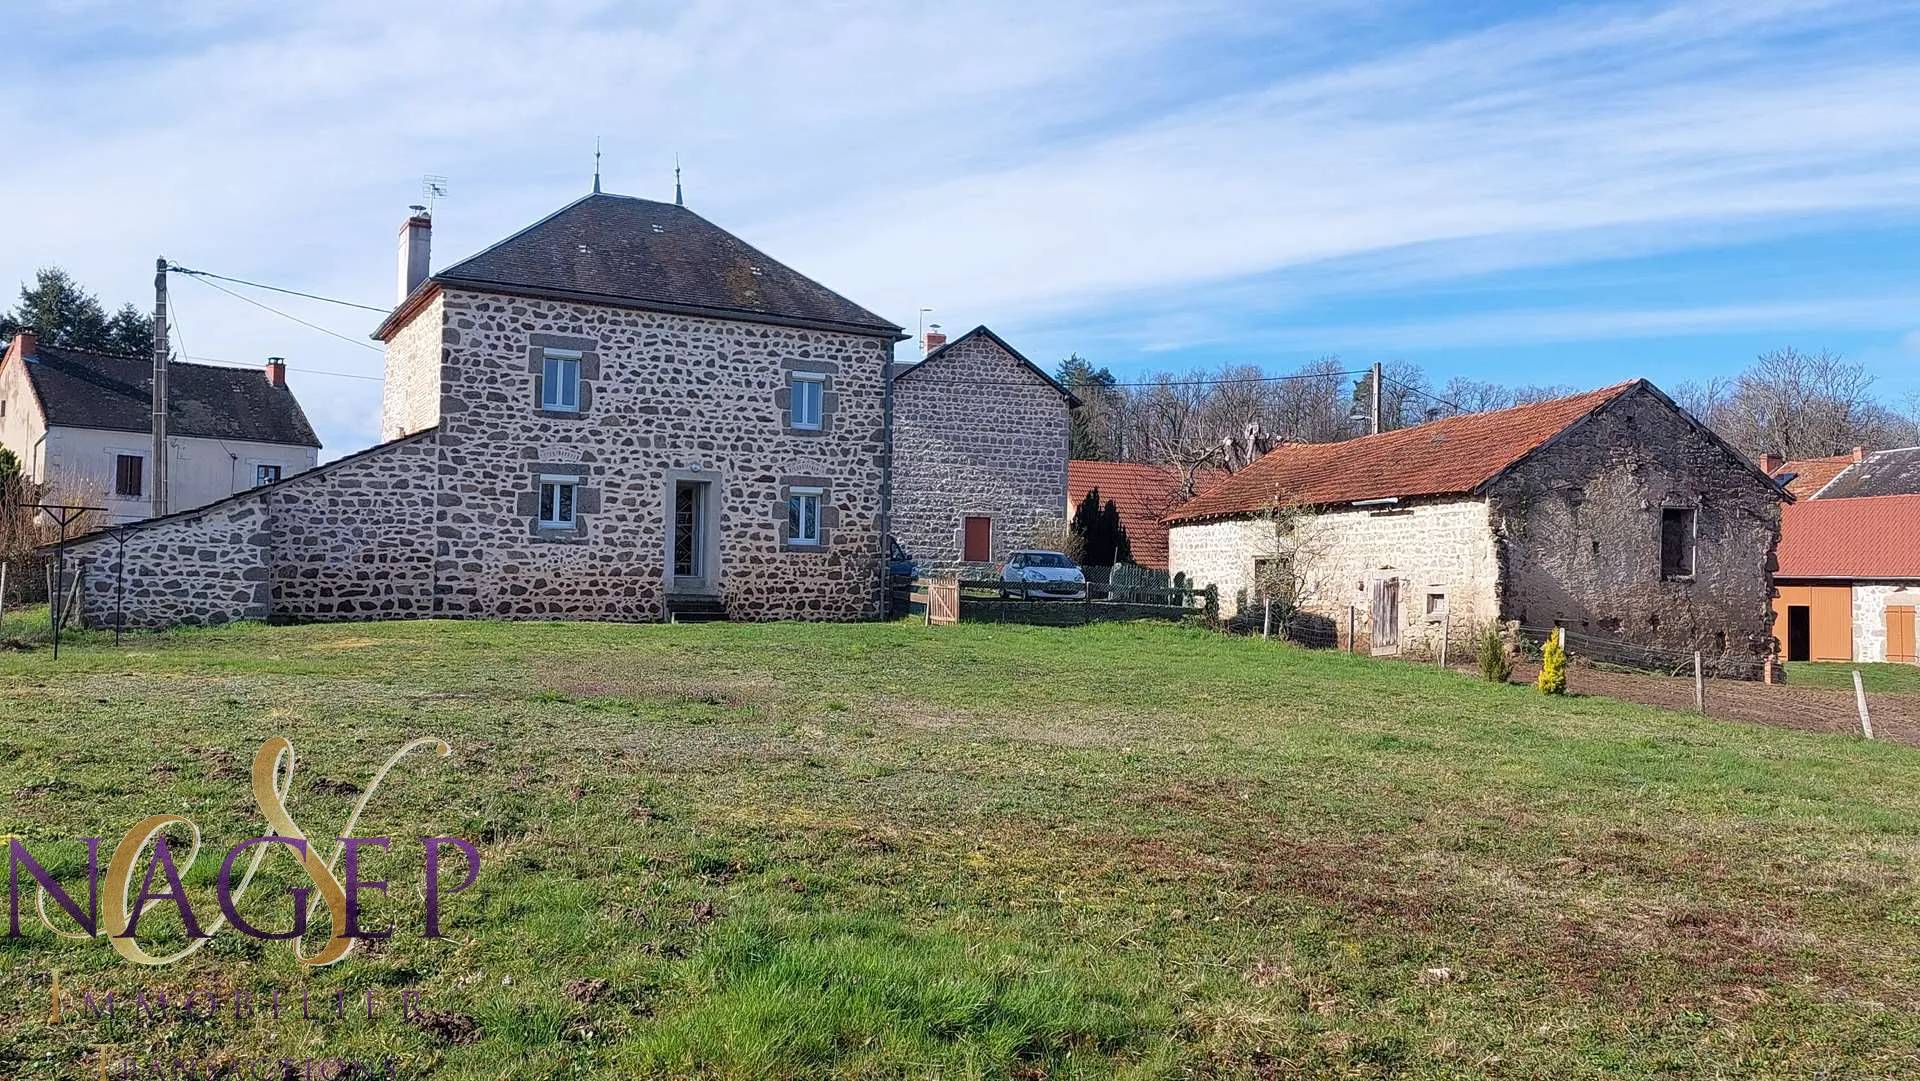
[1660,507,1696,579]
[114,454,144,498]
[255,464,283,486]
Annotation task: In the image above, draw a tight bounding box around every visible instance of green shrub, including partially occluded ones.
[1536,633,1567,695]
[1476,626,1513,684]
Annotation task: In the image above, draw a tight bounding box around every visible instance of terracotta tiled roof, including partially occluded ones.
[1068,461,1225,570]
[1771,454,1858,500]
[1776,493,1920,579]
[1166,382,1639,523]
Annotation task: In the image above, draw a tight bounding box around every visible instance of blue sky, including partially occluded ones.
[5,0,1918,455]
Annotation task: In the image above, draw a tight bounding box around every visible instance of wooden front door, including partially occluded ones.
[1889,605,1917,664]
[962,516,992,563]
[1370,578,1401,655]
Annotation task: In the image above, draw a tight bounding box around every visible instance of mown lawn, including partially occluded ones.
[2,616,1920,1078]
[1788,660,1920,695]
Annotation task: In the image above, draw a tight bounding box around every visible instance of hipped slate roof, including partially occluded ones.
[1809,446,1920,499]
[1777,494,1920,579]
[17,344,320,448]
[383,192,901,339]
[1167,382,1649,523]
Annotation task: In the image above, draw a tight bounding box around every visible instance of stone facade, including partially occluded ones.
[60,431,438,629]
[891,329,1071,570]
[380,292,444,441]
[1850,583,1920,662]
[1486,388,1780,661]
[1169,385,1782,663]
[1168,499,1499,651]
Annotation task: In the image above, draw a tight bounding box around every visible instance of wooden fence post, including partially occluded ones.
[0,560,8,610]
[1693,651,1704,714]
[1438,611,1449,669]
[1854,670,1874,740]
[1262,597,1272,640]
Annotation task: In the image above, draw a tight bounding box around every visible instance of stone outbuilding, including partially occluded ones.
[890,326,1075,570]
[1166,381,1785,666]
[53,189,906,627]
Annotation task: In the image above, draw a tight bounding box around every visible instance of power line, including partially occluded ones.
[179,273,382,352]
[1381,374,1466,415]
[184,355,383,382]
[169,267,389,314]
[919,368,1370,393]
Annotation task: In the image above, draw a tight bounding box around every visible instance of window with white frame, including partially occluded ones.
[540,349,581,412]
[787,487,823,545]
[790,373,824,430]
[538,476,579,528]
[255,464,283,486]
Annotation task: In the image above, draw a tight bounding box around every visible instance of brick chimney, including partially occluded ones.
[397,205,431,302]
[1853,445,1868,462]
[264,357,287,388]
[922,328,947,357]
[8,329,36,362]
[1759,452,1783,474]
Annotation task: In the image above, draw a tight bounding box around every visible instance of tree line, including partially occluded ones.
[1058,347,1920,476]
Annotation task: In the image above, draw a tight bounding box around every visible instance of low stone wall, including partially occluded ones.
[61,431,439,630]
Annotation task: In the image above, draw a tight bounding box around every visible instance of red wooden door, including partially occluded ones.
[962,516,992,563]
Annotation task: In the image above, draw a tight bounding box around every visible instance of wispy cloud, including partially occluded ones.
[4,0,1918,453]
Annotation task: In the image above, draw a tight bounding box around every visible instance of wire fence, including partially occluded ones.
[1515,624,1769,681]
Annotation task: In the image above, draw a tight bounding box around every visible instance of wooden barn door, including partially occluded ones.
[1889,605,1917,664]
[1370,578,1401,655]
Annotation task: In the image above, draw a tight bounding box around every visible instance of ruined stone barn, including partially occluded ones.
[56,190,907,626]
[1165,381,1785,664]
[890,326,1075,569]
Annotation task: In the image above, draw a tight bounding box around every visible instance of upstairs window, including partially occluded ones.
[1660,506,1696,579]
[541,349,581,412]
[538,478,578,528]
[790,373,824,430]
[255,464,283,486]
[114,454,144,498]
[788,488,823,545]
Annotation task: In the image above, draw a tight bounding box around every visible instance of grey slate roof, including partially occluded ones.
[1815,446,1920,499]
[20,344,321,448]
[427,193,901,338]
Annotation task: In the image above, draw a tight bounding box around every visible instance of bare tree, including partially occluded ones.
[1708,348,1882,459]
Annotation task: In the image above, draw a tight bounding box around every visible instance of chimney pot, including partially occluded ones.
[398,209,432,303]
[922,329,947,357]
[1759,452,1783,474]
[264,357,287,388]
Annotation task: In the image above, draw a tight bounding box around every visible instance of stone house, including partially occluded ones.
[0,332,319,523]
[1166,381,1785,664]
[890,326,1075,569]
[1772,494,1920,663]
[53,190,905,627]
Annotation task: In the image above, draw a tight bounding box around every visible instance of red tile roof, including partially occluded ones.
[1166,382,1640,523]
[1771,454,1858,500]
[1776,493,1920,579]
[1068,461,1225,569]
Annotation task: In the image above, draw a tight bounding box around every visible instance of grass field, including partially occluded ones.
[3,617,1920,1078]
[1788,660,1920,694]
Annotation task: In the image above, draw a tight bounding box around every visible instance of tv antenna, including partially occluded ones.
[422,174,449,216]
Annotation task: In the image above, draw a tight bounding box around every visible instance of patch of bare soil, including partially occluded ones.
[1501,660,1920,746]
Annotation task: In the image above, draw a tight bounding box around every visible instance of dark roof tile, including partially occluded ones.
[22,344,320,448]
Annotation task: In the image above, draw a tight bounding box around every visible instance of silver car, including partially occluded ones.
[999,550,1088,600]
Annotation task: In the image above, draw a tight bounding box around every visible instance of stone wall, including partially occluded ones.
[1488,385,1781,661]
[59,430,439,629]
[1168,498,1498,651]
[422,289,891,621]
[380,292,444,441]
[891,333,1069,570]
[1851,583,1920,662]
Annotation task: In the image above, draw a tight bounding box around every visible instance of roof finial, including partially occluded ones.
[593,137,602,194]
[674,154,683,207]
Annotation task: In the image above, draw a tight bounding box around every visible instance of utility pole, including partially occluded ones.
[152,258,169,517]
[1369,360,1382,436]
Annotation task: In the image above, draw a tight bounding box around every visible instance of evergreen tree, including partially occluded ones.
[1102,498,1133,566]
[1057,354,1120,460]
[0,267,155,356]
[1066,487,1102,564]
